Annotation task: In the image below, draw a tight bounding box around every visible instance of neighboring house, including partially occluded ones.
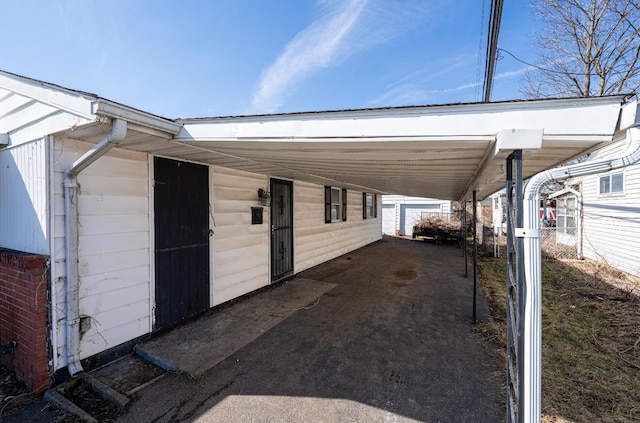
[0,69,633,392]
[381,196,451,236]
[553,140,640,277]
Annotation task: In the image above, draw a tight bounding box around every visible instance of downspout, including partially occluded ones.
[520,123,640,422]
[64,119,127,375]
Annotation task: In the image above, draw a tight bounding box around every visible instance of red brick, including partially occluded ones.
[0,249,50,392]
[23,256,45,269]
[0,267,21,278]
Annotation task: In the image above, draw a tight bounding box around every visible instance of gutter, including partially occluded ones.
[518,100,640,422]
[92,100,182,135]
[64,119,127,375]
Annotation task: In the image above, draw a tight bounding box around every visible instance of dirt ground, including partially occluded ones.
[0,363,80,422]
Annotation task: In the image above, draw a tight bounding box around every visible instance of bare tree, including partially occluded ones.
[523,0,640,98]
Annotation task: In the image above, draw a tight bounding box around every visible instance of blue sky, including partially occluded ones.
[1,0,539,118]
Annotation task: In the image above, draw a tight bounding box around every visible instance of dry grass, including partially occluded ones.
[477,255,640,423]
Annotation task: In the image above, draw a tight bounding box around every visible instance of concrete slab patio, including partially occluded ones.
[136,278,337,377]
[116,236,503,422]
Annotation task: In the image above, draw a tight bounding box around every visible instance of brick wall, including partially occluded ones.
[0,248,50,393]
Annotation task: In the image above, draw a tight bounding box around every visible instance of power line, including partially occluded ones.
[482,0,504,102]
[498,47,636,77]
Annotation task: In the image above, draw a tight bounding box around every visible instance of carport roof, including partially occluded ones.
[59,91,632,201]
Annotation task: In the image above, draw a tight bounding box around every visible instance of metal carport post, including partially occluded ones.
[505,150,525,422]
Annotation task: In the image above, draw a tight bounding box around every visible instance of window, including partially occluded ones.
[325,186,347,223]
[599,172,623,195]
[556,196,577,235]
[555,193,579,246]
[363,193,377,219]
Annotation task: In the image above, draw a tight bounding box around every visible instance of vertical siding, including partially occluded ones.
[212,166,270,306]
[52,138,151,368]
[581,139,640,277]
[295,182,382,272]
[382,204,396,235]
[0,85,92,256]
[0,139,48,254]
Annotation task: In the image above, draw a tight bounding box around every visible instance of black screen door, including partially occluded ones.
[154,157,210,329]
[270,179,294,280]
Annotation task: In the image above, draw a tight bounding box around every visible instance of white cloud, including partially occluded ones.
[250,0,430,114]
[367,53,476,107]
[250,0,366,113]
[495,66,530,80]
[368,64,532,107]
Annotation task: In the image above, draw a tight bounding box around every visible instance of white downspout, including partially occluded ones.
[64,119,127,375]
[520,123,640,422]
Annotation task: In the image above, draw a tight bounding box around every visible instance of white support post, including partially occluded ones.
[518,126,640,422]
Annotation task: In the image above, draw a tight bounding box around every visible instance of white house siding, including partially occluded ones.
[52,137,151,368]
[581,159,640,277]
[294,182,382,272]
[212,171,382,305]
[0,139,48,254]
[381,196,452,236]
[46,152,383,368]
[212,166,270,306]
[0,84,92,255]
[382,204,396,235]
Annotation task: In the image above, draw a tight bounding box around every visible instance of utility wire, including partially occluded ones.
[483,0,504,102]
[498,47,633,77]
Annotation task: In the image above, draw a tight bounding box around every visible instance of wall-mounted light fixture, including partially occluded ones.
[258,188,271,207]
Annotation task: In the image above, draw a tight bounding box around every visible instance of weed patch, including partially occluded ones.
[478,256,640,422]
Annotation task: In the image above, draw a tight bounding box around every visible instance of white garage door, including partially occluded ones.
[400,204,440,236]
[382,204,396,235]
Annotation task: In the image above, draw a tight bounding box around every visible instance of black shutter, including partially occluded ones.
[362,193,367,219]
[373,194,377,218]
[342,188,347,221]
[324,186,331,223]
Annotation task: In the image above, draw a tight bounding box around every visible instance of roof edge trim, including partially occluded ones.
[177,95,629,123]
[92,100,182,135]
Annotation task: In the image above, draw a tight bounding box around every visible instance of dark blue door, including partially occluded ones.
[154,157,210,329]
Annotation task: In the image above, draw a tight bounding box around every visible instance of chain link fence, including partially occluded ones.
[540,227,579,260]
[468,200,581,261]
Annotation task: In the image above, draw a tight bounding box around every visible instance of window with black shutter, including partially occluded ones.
[363,192,377,219]
[325,186,347,223]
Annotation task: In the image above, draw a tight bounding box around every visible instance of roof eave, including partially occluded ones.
[177,94,630,123]
[92,100,182,136]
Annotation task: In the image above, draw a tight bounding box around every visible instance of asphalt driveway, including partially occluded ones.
[117,236,503,422]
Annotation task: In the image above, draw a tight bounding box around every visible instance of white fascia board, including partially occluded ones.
[495,129,543,156]
[177,97,624,143]
[92,100,182,135]
[619,98,639,130]
[547,187,580,199]
[0,72,95,120]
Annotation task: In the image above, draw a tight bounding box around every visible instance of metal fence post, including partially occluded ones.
[472,192,477,323]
